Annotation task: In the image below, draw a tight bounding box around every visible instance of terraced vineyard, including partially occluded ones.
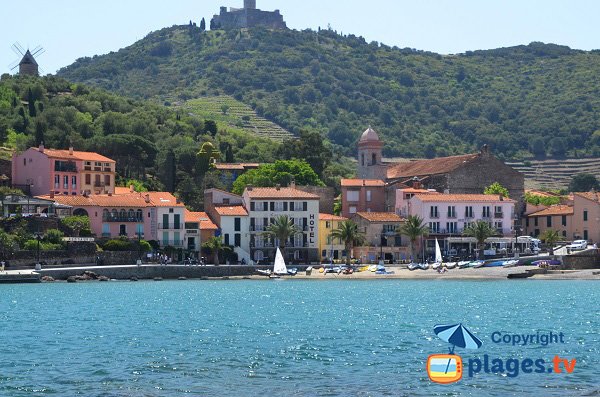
[506,158,600,189]
[182,96,294,142]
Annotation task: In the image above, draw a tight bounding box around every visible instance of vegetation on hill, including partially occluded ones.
[58,25,600,159]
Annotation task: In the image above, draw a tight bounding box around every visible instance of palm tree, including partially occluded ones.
[201,236,231,266]
[329,219,365,266]
[263,215,301,259]
[396,215,429,262]
[540,229,560,255]
[463,221,498,258]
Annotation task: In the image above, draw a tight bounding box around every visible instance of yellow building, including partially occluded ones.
[319,214,348,262]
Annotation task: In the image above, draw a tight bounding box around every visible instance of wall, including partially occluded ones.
[220,215,250,253]
[341,185,385,218]
[562,249,600,269]
[572,195,600,242]
[296,186,335,214]
[525,214,573,240]
[318,218,346,261]
[12,148,51,196]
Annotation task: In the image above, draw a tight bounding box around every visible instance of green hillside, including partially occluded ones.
[58,25,600,159]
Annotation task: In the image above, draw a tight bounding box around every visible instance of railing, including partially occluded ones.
[94,182,106,188]
[103,216,143,223]
[54,164,77,173]
[494,212,504,218]
[158,223,183,230]
[160,240,184,247]
[103,167,112,172]
[250,225,266,232]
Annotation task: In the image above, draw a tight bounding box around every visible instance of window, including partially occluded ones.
[429,222,440,233]
[361,153,365,166]
[561,215,567,227]
[54,175,60,189]
[534,217,538,227]
[447,206,456,218]
[347,191,359,202]
[325,221,331,229]
[104,175,111,186]
[303,202,307,211]
[235,218,241,232]
[63,175,69,189]
[23,158,26,166]
[263,202,268,211]
[349,206,357,214]
[136,209,142,220]
[234,233,241,247]
[547,216,552,228]
[562,230,567,237]
[465,206,473,218]
[102,224,110,235]
[429,206,439,218]
[250,202,255,211]
[85,174,91,185]
[270,202,275,211]
[71,176,77,189]
[290,202,295,211]
[526,218,530,228]
[283,202,288,211]
[162,214,169,229]
[583,210,588,222]
[494,221,503,231]
[136,224,143,236]
[224,234,230,245]
[482,206,491,218]
[584,230,589,240]
[446,222,458,234]
[366,190,372,202]
[174,214,181,229]
[371,153,377,165]
[174,232,180,246]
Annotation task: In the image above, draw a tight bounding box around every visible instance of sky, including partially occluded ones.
[2,0,600,75]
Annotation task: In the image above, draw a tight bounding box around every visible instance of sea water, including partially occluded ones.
[0,280,598,396]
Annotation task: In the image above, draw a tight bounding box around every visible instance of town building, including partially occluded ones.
[243,185,320,263]
[184,210,218,254]
[213,163,260,188]
[318,214,348,262]
[351,212,408,263]
[214,205,250,263]
[340,179,386,218]
[525,205,574,240]
[572,192,600,242]
[12,144,116,197]
[211,1,287,30]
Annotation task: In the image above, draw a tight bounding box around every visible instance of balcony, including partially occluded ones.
[94,182,106,188]
[103,216,143,223]
[54,162,77,173]
[158,223,183,230]
[160,240,184,247]
[250,225,266,232]
[494,212,504,219]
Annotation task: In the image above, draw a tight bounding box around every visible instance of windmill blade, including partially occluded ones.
[11,43,25,56]
[39,66,46,75]
[9,60,20,69]
[32,47,45,57]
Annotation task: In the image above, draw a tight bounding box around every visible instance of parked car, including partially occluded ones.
[568,240,588,251]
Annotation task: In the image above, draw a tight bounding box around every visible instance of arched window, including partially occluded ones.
[361,153,365,166]
[372,153,377,165]
[103,209,109,220]
[128,209,135,219]
[136,209,143,221]
[111,209,118,219]
[119,209,126,220]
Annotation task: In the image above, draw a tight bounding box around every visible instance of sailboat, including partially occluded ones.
[270,247,288,278]
[432,239,443,270]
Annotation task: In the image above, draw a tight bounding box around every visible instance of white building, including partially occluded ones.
[242,185,320,264]
[214,205,250,263]
[147,192,186,248]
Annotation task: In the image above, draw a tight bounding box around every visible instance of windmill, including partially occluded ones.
[9,42,45,76]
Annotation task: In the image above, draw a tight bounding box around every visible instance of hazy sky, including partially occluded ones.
[2,0,599,74]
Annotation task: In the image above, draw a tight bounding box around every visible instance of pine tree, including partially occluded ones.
[28,88,36,117]
[200,18,206,32]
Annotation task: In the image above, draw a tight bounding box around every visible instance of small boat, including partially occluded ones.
[458,261,472,269]
[432,262,442,270]
[445,262,458,269]
[358,265,370,272]
[503,260,519,268]
[342,266,354,275]
[287,267,298,276]
[432,239,443,270]
[375,265,394,275]
[507,272,533,279]
[408,263,420,271]
[368,265,378,272]
[532,259,561,267]
[473,261,486,268]
[483,261,505,267]
[256,269,272,276]
[273,248,288,276]
[418,263,430,270]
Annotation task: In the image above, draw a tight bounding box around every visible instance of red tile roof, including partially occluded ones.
[214,163,260,171]
[355,212,405,222]
[37,194,152,207]
[185,210,218,230]
[413,194,516,203]
[215,205,249,216]
[386,154,479,179]
[245,187,320,200]
[33,147,115,163]
[528,205,574,217]
[341,179,385,187]
[574,192,600,203]
[319,213,348,221]
[144,192,184,207]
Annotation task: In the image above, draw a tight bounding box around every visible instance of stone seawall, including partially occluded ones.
[38,265,263,280]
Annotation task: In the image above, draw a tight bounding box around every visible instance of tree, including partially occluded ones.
[232,159,324,195]
[204,120,218,136]
[329,220,365,266]
[0,230,17,260]
[263,215,301,259]
[61,216,91,237]
[569,173,600,192]
[484,182,510,198]
[122,179,148,192]
[27,88,36,117]
[278,130,331,177]
[397,215,429,262]
[200,18,206,32]
[201,236,231,265]
[463,221,498,258]
[540,229,560,255]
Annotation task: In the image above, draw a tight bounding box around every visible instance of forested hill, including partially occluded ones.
[57,25,600,160]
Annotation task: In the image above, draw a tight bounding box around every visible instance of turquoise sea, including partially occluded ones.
[0,280,598,396]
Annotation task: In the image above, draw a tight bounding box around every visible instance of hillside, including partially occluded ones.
[58,25,600,159]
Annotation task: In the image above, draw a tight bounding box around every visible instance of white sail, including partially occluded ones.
[435,239,443,263]
[273,248,288,275]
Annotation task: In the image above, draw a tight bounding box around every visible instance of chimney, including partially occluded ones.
[290,179,296,189]
[480,144,490,157]
[39,142,44,153]
[247,184,253,191]
[145,194,150,203]
[500,195,504,201]
[108,192,112,197]
[276,184,281,190]
[50,191,54,198]
[69,146,74,155]
[130,184,135,193]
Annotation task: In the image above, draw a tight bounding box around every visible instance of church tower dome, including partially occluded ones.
[357,126,385,179]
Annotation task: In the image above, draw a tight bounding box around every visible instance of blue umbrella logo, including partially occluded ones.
[434,323,483,354]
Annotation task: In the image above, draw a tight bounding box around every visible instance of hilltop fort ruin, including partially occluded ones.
[211,0,287,30]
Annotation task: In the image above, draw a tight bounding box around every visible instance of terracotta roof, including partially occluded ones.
[574,192,600,203]
[144,192,184,207]
[245,187,320,200]
[215,205,248,216]
[37,194,152,207]
[399,188,439,194]
[319,213,348,221]
[528,205,574,217]
[355,212,405,222]
[33,147,115,163]
[214,163,260,171]
[185,210,218,230]
[386,153,479,179]
[412,194,515,203]
[341,179,385,187]
[114,187,133,195]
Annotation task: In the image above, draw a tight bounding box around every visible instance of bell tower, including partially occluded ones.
[244,0,256,9]
[357,126,386,179]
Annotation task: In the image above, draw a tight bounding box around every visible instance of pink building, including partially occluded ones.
[12,144,116,196]
[572,192,600,243]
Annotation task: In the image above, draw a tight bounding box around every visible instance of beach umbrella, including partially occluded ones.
[434,323,482,351]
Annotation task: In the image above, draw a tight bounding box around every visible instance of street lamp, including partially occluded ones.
[34,232,43,270]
